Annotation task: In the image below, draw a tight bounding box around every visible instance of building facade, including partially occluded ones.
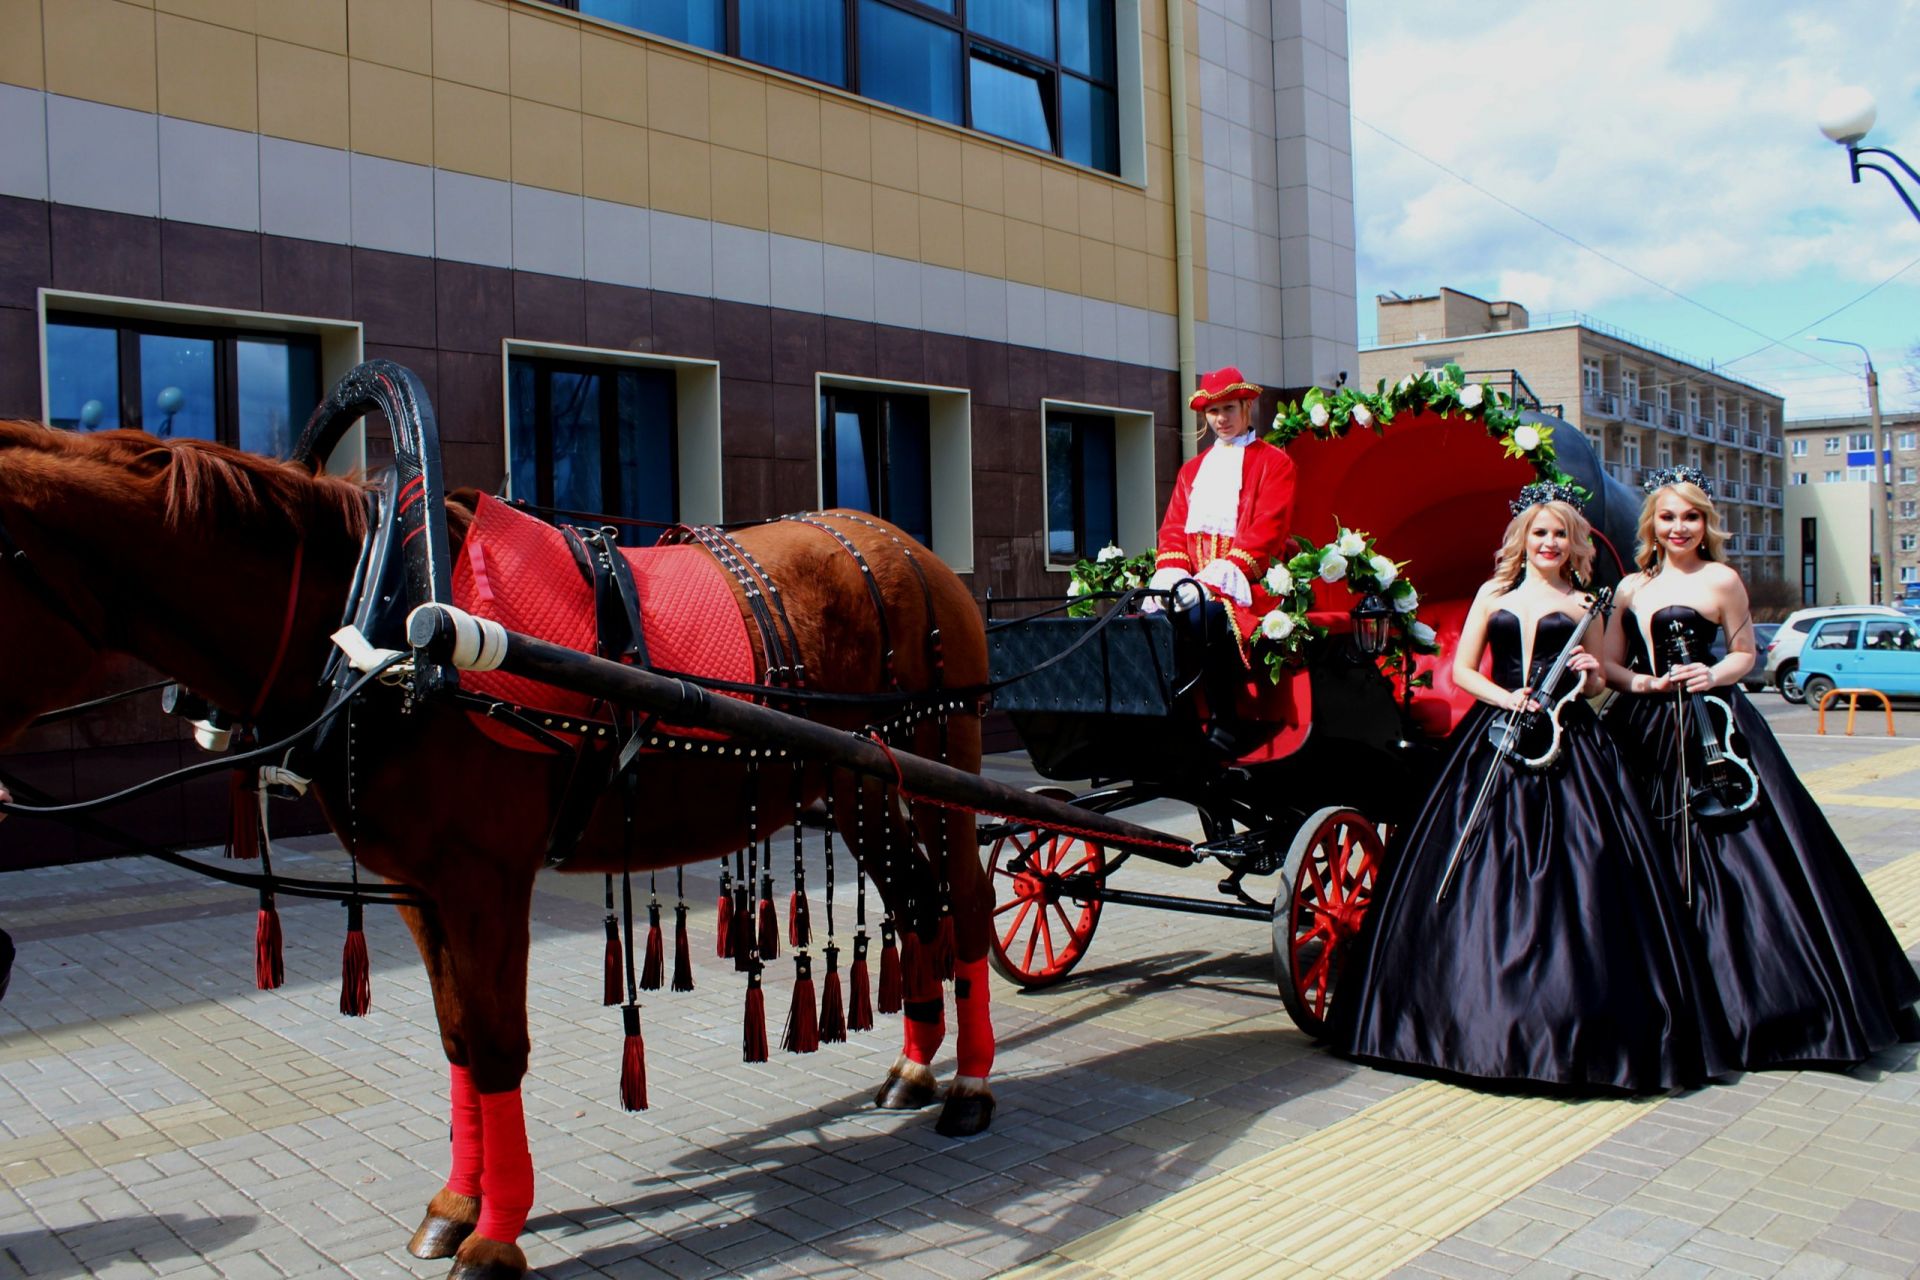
[0,0,1358,860]
[1784,411,1920,601]
[1783,480,1878,609]
[1358,288,1788,584]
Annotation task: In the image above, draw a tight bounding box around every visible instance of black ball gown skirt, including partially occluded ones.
[1609,605,1920,1069]
[1333,610,1735,1095]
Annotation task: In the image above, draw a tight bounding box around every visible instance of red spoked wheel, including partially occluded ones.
[1273,806,1386,1038]
[985,809,1106,989]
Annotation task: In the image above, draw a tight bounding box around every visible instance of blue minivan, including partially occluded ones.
[1791,615,1920,706]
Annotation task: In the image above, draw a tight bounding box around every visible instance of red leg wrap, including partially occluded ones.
[447,1065,484,1199]
[901,997,946,1066]
[474,1089,533,1243]
[954,958,995,1079]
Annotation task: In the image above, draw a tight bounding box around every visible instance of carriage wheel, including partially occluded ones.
[985,792,1105,988]
[1272,806,1386,1039]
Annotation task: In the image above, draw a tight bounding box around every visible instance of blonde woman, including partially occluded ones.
[1603,468,1920,1067]
[1335,484,1731,1094]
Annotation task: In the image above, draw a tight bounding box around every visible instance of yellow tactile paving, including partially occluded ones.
[1796,742,1920,793]
[1007,846,1920,1280]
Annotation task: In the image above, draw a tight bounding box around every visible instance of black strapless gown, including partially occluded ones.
[1334,610,1734,1094]
[1609,605,1920,1068]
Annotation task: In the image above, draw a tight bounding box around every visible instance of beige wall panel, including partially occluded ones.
[1042,227,1081,292]
[45,0,157,113]
[508,7,579,110]
[1002,153,1045,225]
[1040,166,1079,233]
[962,206,1005,277]
[1111,188,1147,252]
[648,132,710,217]
[871,184,917,259]
[917,129,961,204]
[1077,179,1113,244]
[819,98,869,180]
[350,59,433,164]
[0,0,44,88]
[708,69,766,156]
[432,0,508,91]
[156,0,250,29]
[765,84,820,168]
[767,159,823,239]
[1004,218,1044,288]
[510,95,583,192]
[1114,246,1148,309]
[582,113,648,206]
[258,0,346,51]
[1144,88,1171,150]
[709,145,768,230]
[960,142,1003,214]
[259,39,349,149]
[869,114,917,192]
[347,0,430,73]
[156,14,258,130]
[1149,256,1177,314]
[647,49,708,141]
[821,172,872,251]
[435,80,511,181]
[1144,189,1174,259]
[1080,237,1115,303]
[1145,141,1172,204]
[919,196,964,270]
[1142,33,1166,94]
[580,29,645,126]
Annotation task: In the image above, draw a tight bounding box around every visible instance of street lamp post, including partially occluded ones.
[1810,335,1893,604]
[1818,87,1920,224]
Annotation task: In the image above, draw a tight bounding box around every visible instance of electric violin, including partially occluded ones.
[1662,620,1758,821]
[1486,586,1613,772]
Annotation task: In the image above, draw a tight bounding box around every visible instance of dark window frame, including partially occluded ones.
[45,310,322,454]
[554,0,1122,174]
[819,385,934,547]
[1044,408,1119,565]
[508,353,682,548]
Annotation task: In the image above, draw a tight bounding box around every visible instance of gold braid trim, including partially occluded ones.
[1156,551,1193,567]
[1227,548,1260,570]
[1220,597,1253,668]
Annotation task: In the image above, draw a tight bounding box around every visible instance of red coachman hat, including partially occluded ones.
[1188,366,1263,411]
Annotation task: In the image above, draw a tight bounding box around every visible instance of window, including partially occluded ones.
[1825,436,1841,454]
[1741,457,1750,483]
[1045,411,1117,564]
[1761,409,1771,431]
[1903,467,1918,484]
[1687,390,1700,417]
[1790,473,1808,485]
[1657,441,1672,468]
[45,312,322,458]
[1901,534,1917,552]
[508,355,679,546]
[1622,436,1640,469]
[1656,387,1670,412]
[1904,500,1919,519]
[563,0,1122,175]
[1902,431,1918,450]
[1849,432,1871,450]
[1739,405,1750,428]
[1866,619,1910,648]
[1812,621,1859,650]
[1621,369,1639,403]
[1688,446,1701,468]
[1713,398,1725,422]
[1848,466,1873,482]
[1791,438,1807,456]
[1582,358,1602,392]
[1824,470,1843,483]
[820,386,933,548]
[1800,517,1816,606]
[1904,567,1920,585]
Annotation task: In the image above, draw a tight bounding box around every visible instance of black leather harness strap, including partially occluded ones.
[781,515,899,688]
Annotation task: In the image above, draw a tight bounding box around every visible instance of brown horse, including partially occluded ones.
[0,419,996,1280]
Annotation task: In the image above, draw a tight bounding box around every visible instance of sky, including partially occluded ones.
[1347,0,1920,420]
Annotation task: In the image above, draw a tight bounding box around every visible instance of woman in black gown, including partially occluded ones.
[1602,468,1920,1068]
[1335,485,1732,1094]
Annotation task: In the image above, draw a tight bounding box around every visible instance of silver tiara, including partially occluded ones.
[1510,480,1587,515]
[1642,464,1713,497]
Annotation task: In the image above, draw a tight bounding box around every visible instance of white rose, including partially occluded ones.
[1369,555,1397,588]
[1393,586,1419,613]
[1511,424,1541,452]
[1319,552,1348,583]
[1336,529,1366,557]
[1308,402,1331,428]
[1264,565,1290,596]
[1459,383,1485,409]
[1411,621,1437,646]
[1067,577,1087,597]
[1350,402,1374,427]
[1259,610,1295,642]
[1097,544,1124,563]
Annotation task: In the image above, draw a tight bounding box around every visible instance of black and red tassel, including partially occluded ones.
[671,902,694,992]
[757,872,780,961]
[789,890,812,950]
[743,965,769,1063]
[877,921,902,1015]
[254,887,284,990]
[819,942,846,1043]
[339,898,371,1016]
[850,932,874,1032]
[619,1004,648,1111]
[783,953,819,1054]
[640,901,664,991]
[602,876,623,1006]
[714,864,733,960]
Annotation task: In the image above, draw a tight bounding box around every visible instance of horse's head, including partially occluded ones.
[0,421,368,748]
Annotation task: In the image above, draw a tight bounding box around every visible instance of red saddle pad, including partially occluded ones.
[450,494,756,752]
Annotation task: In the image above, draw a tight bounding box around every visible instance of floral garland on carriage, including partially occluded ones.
[1067,364,1582,692]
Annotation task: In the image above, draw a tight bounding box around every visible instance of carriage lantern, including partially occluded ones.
[1351,593,1394,657]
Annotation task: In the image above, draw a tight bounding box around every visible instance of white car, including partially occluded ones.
[1769,604,1906,703]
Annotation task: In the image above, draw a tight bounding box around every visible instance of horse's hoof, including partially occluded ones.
[874,1058,938,1110]
[409,1190,479,1259]
[448,1234,527,1280]
[936,1077,996,1136]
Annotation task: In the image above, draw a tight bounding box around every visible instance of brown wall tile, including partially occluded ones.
[651,291,713,359]
[773,457,815,514]
[770,381,815,462]
[0,196,51,312]
[160,221,262,312]
[1082,357,1120,411]
[0,306,39,420]
[769,308,823,387]
[719,375,772,458]
[512,271,585,346]
[261,236,353,320]
[712,299,770,383]
[364,343,438,422]
[351,248,436,348]
[924,332,968,390]
[50,206,162,301]
[1045,350,1087,405]
[435,349,504,448]
[967,340,1010,410]
[434,259,513,355]
[873,324,923,385]
[823,317,874,376]
[442,439,507,496]
[1007,343,1047,411]
[724,454,774,521]
[583,280,653,352]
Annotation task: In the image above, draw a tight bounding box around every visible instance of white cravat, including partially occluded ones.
[1185,433,1250,537]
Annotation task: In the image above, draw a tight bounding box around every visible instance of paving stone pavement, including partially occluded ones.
[1,693,1916,1278]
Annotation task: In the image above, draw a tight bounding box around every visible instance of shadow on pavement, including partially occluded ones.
[0,1213,257,1277]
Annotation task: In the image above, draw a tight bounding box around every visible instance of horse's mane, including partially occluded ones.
[0,419,370,542]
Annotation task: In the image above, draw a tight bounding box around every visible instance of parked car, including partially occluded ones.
[1789,614,1920,707]
[1767,605,1906,703]
[1711,622,1777,693]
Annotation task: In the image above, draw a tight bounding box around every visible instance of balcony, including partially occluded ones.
[1723,534,1745,553]
[1765,486,1782,506]
[1690,416,1716,440]
[1626,399,1655,426]
[1763,534,1784,554]
[1766,437,1783,456]
[1583,390,1619,419]
[1605,461,1643,486]
[1718,423,1742,444]
[1662,408,1687,432]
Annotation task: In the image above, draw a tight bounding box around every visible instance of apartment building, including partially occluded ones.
[0,0,1358,859]
[1784,411,1920,600]
[1359,288,1787,582]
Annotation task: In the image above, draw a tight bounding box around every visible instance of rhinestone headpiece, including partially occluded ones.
[1510,480,1588,516]
[1642,464,1714,497]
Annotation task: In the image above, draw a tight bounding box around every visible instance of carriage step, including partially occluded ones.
[1192,828,1285,877]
